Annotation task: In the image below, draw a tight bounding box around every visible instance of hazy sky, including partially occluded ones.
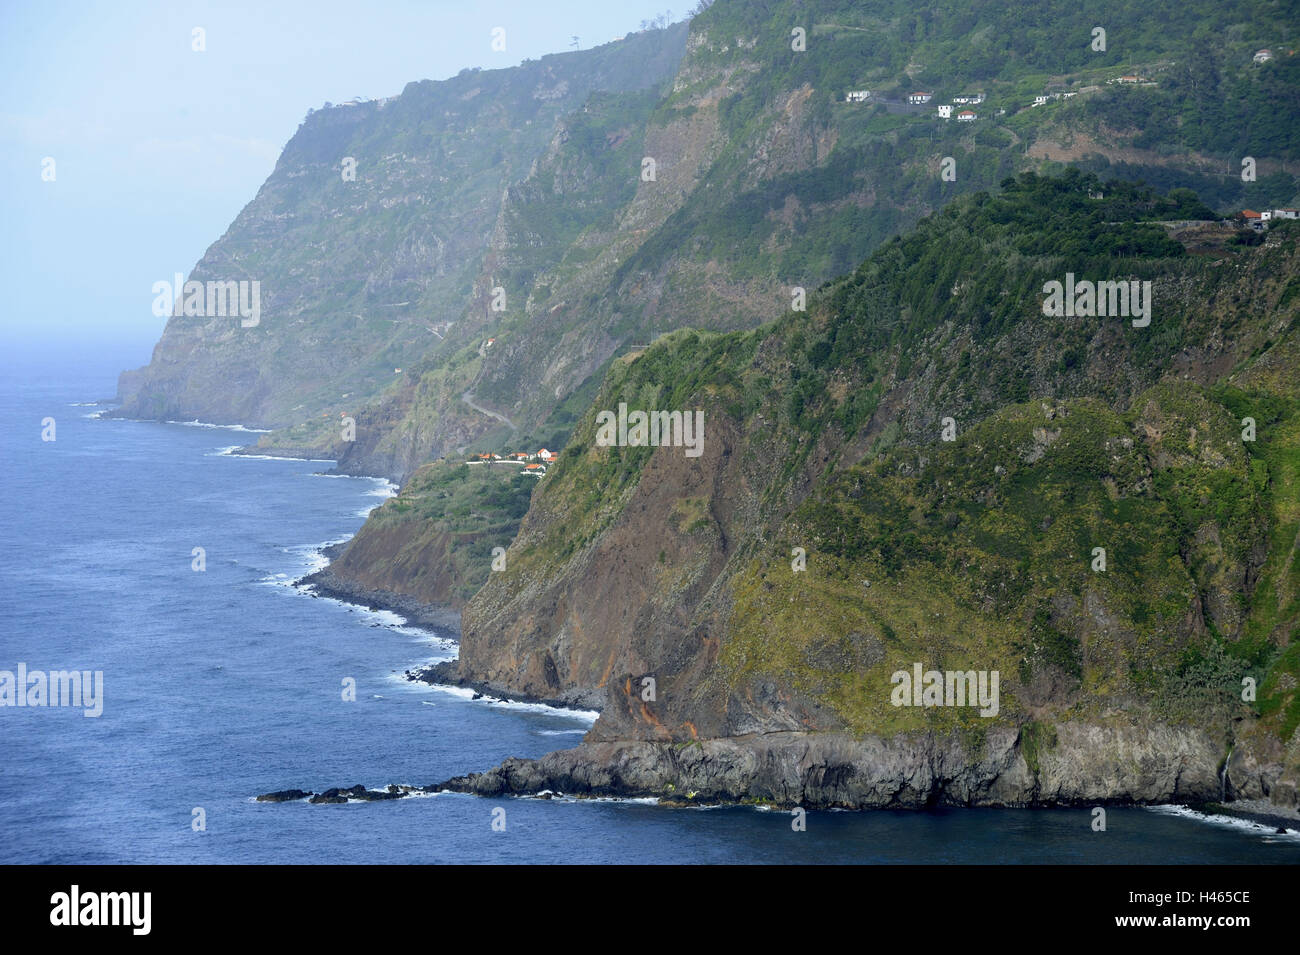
[0,0,682,358]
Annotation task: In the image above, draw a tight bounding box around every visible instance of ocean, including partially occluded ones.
[2,343,1296,864]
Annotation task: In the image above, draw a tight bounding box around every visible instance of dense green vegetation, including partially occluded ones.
[352,459,537,605]
[509,170,1299,752]
[380,461,535,530]
[611,0,1296,291]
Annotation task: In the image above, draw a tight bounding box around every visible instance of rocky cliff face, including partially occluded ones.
[435,724,1224,808]
[124,0,1300,809]
[115,24,689,439]
[122,0,1297,486]
[318,459,533,610]
[454,178,1300,806]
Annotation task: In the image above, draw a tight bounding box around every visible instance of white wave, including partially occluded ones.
[69,402,101,407]
[1146,804,1300,841]
[255,539,344,587]
[285,544,331,576]
[527,793,661,805]
[291,584,458,649]
[392,627,453,645]
[358,480,399,515]
[538,729,588,736]
[227,452,336,463]
[82,410,107,419]
[165,418,271,433]
[358,607,407,628]
[424,683,599,722]
[426,684,478,701]
[256,572,300,588]
[313,473,392,485]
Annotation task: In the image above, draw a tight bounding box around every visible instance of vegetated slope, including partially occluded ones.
[119,0,1298,490]
[311,0,1297,612]
[114,24,689,435]
[448,172,1300,807]
[320,460,535,610]
[452,0,1300,458]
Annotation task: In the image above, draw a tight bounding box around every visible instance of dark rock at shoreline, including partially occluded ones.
[261,724,1244,811]
[256,789,313,803]
[402,659,603,713]
[255,784,414,804]
[310,784,407,804]
[298,567,462,634]
[429,725,1225,809]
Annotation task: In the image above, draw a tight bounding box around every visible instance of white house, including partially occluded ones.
[845,90,871,103]
[1032,95,1049,107]
[537,448,552,461]
[1272,208,1298,220]
[956,109,977,122]
[937,104,953,119]
[953,93,984,105]
[1254,49,1274,64]
[907,91,932,104]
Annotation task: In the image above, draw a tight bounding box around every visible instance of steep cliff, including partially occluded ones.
[450,174,1300,806]
[312,459,533,611]
[120,0,1297,488]
[115,24,689,445]
[120,0,1300,807]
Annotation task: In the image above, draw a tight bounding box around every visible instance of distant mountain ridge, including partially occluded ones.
[120,0,1300,808]
[119,0,1298,485]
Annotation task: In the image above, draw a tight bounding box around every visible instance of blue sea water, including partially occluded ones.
[1,343,1297,864]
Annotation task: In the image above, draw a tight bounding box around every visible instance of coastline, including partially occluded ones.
[1186,799,1300,834]
[142,412,1291,836]
[298,545,462,634]
[297,545,603,712]
[257,728,1300,832]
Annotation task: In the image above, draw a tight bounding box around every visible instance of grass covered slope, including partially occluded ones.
[460,171,1300,805]
[327,460,535,610]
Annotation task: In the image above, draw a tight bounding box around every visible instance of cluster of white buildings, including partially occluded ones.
[1104,75,1156,87]
[933,92,982,121]
[467,448,553,475]
[1030,89,1081,108]
[1242,208,1300,230]
[842,89,984,120]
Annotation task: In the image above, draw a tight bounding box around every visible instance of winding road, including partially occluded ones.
[461,390,515,430]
